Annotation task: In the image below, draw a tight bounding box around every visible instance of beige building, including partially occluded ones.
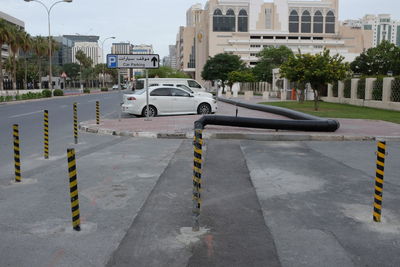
[176,0,372,82]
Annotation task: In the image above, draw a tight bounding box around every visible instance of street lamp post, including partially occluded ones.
[100,37,115,88]
[24,0,73,90]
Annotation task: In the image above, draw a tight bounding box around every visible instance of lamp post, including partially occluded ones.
[24,0,73,90]
[100,37,115,88]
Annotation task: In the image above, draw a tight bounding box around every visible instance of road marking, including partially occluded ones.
[9,110,43,118]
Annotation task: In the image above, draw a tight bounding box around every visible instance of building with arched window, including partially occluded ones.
[174,0,373,81]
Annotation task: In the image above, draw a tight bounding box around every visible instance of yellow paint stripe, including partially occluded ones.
[73,219,80,227]
[72,209,80,217]
[70,191,78,198]
[374,194,382,201]
[378,143,386,149]
[194,148,202,155]
[376,161,384,167]
[68,161,76,169]
[374,203,382,210]
[194,158,202,164]
[375,186,383,192]
[193,177,201,184]
[375,177,384,184]
[193,167,202,174]
[70,179,77,188]
[376,169,384,176]
[377,152,385,158]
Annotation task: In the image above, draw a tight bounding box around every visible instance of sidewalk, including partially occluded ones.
[79,97,400,141]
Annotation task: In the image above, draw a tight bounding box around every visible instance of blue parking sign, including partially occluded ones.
[107,55,118,68]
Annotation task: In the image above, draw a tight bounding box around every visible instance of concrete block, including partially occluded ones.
[226,91,232,98]
[262,91,269,100]
[244,91,253,100]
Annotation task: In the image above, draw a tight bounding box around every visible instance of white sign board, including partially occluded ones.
[107,54,160,69]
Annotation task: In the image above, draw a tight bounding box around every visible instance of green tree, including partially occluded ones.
[75,50,93,87]
[350,41,400,76]
[32,36,48,88]
[280,49,350,110]
[252,46,293,83]
[7,25,25,90]
[19,31,32,89]
[201,53,245,93]
[0,19,11,90]
[227,70,255,88]
[145,66,189,78]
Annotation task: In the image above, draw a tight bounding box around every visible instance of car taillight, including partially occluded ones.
[127,97,136,101]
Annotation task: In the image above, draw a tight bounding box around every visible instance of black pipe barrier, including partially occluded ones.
[217,97,326,121]
[194,115,340,132]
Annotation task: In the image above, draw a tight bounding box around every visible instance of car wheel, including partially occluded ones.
[142,105,157,117]
[197,103,211,115]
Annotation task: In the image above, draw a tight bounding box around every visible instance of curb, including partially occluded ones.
[79,123,400,142]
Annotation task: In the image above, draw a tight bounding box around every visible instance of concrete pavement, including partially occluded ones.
[80,97,400,141]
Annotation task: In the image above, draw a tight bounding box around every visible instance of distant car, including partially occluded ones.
[121,86,218,117]
[112,84,118,90]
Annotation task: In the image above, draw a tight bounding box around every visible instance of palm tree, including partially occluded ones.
[0,19,11,90]
[19,31,32,89]
[7,26,24,90]
[32,36,47,89]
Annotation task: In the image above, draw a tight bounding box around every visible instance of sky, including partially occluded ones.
[1,0,400,60]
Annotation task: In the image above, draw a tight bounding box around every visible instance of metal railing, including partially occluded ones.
[343,79,351,98]
[372,78,383,101]
[391,78,400,102]
[357,78,366,100]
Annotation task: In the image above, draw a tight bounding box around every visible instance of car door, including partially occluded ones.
[150,88,173,114]
[171,88,196,113]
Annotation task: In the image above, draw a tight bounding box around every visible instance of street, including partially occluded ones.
[0,94,400,266]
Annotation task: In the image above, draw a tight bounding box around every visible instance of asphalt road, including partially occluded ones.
[0,90,127,182]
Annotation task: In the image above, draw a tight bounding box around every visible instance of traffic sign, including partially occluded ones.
[107,54,160,69]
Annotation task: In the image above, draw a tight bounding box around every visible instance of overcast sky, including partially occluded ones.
[1,0,399,59]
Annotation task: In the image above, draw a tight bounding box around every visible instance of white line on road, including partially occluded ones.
[9,110,43,119]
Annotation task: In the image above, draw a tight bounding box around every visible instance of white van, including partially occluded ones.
[135,78,207,92]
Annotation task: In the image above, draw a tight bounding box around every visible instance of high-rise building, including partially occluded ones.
[63,35,100,43]
[344,14,400,47]
[53,36,74,66]
[168,45,177,69]
[112,42,132,54]
[177,0,372,81]
[72,42,102,66]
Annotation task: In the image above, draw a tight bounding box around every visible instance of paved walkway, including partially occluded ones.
[80,97,400,141]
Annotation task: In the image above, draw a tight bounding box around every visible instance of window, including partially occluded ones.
[301,10,311,33]
[265,8,272,29]
[150,88,172,96]
[325,11,335,33]
[176,84,194,93]
[213,9,223,31]
[171,88,190,97]
[238,9,248,32]
[289,10,299,33]
[313,11,323,33]
[188,80,202,88]
[225,9,236,32]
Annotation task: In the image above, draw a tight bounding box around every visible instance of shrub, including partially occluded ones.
[42,89,52,98]
[5,95,13,102]
[101,87,108,92]
[83,88,90,94]
[53,89,64,96]
[0,96,4,102]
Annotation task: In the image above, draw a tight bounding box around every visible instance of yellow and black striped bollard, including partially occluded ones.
[67,148,81,231]
[73,103,78,144]
[13,124,21,183]
[373,140,386,222]
[96,101,100,125]
[44,110,49,159]
[192,129,203,232]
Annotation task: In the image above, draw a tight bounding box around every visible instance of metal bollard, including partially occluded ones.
[73,103,78,144]
[44,110,49,159]
[192,129,203,231]
[13,124,21,183]
[96,101,100,125]
[67,148,81,231]
[373,140,386,222]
